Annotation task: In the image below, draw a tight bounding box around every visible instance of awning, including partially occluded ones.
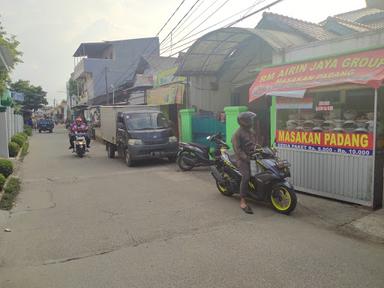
[177,27,307,76]
[249,48,384,102]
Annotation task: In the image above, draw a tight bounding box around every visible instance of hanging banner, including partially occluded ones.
[250,48,384,102]
[275,130,373,156]
[154,67,186,88]
[147,84,185,105]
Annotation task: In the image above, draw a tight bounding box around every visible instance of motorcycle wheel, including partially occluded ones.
[76,148,85,158]
[216,180,233,197]
[270,183,297,215]
[177,152,195,171]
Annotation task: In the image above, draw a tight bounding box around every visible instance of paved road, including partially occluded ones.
[0,128,383,288]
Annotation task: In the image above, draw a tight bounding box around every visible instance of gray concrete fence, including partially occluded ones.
[0,107,24,158]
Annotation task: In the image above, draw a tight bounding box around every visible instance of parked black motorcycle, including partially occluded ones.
[208,133,297,214]
[177,134,226,171]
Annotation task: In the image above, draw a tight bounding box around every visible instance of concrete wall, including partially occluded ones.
[189,75,232,112]
[0,108,24,158]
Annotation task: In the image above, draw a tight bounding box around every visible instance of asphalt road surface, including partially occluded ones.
[0,127,383,288]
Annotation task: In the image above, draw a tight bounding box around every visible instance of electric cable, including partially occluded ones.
[156,0,188,36]
[169,0,232,48]
[160,1,268,54]
[159,0,203,47]
[169,0,219,41]
[159,0,207,51]
[161,0,283,55]
[225,0,284,27]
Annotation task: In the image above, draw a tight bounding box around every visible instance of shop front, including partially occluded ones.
[249,48,384,208]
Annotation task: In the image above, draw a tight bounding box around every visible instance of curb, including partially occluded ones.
[340,223,384,245]
[341,210,384,244]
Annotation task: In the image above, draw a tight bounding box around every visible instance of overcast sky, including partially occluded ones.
[2,0,366,105]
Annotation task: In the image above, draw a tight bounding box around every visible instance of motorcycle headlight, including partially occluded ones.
[128,139,143,145]
[169,136,178,143]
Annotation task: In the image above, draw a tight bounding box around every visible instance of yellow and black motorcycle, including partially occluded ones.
[208,134,297,215]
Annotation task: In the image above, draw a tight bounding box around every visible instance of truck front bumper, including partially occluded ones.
[128,142,178,160]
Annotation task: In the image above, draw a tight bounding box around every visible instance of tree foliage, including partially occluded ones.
[10,80,48,111]
[0,18,22,96]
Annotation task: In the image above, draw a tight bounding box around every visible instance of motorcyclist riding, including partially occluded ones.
[69,116,90,149]
[232,111,258,214]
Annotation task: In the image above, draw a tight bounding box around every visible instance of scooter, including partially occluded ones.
[73,132,88,158]
[208,133,297,214]
[177,133,226,171]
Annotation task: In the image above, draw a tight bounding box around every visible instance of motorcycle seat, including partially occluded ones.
[228,154,238,166]
[190,142,209,152]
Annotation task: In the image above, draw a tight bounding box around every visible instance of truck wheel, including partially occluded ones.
[125,149,134,167]
[107,144,115,158]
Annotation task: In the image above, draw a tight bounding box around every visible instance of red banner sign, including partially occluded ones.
[249,49,384,102]
[275,130,373,156]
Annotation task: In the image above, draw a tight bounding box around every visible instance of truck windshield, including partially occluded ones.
[125,112,169,130]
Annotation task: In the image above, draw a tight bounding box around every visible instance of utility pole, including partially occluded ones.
[104,67,109,105]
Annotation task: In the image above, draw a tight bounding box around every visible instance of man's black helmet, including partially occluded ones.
[237,111,256,129]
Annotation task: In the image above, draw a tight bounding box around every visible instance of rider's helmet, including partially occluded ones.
[237,112,256,130]
[75,116,83,125]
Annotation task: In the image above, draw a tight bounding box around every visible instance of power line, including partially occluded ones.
[162,0,286,57]
[109,1,192,88]
[159,0,203,47]
[112,0,204,88]
[160,1,268,54]
[241,0,267,17]
[169,0,232,49]
[226,0,284,27]
[169,0,217,41]
[160,0,208,51]
[156,0,188,36]
[162,37,200,57]
[161,0,283,56]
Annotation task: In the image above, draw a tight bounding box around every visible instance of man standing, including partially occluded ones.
[232,112,258,214]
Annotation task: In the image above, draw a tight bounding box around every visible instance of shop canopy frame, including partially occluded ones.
[176,27,306,83]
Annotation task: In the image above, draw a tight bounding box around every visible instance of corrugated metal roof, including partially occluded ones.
[369,22,384,29]
[335,7,383,22]
[326,16,373,33]
[143,56,177,72]
[258,12,337,41]
[177,27,307,75]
